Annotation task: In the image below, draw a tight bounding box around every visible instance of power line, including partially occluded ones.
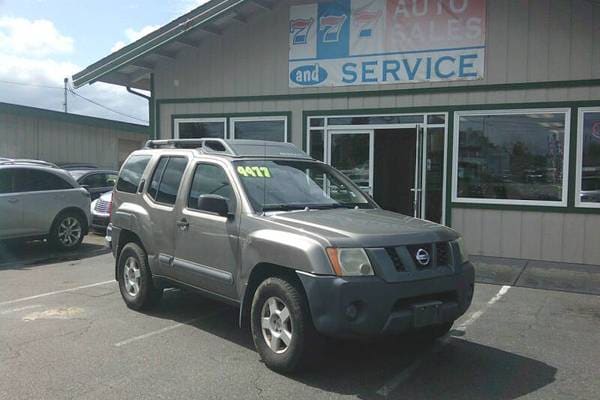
[68,89,149,124]
[0,79,63,90]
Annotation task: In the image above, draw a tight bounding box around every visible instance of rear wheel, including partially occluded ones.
[50,212,85,251]
[250,277,320,373]
[118,242,162,310]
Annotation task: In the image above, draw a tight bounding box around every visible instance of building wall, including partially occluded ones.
[452,208,600,265]
[154,0,600,100]
[0,107,148,169]
[151,0,600,265]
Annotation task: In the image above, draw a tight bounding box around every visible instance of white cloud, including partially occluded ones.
[111,25,160,53]
[0,17,74,57]
[0,16,148,124]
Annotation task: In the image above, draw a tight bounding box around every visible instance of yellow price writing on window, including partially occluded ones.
[237,166,272,178]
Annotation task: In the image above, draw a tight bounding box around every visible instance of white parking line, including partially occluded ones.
[0,304,43,315]
[114,309,226,347]
[0,280,115,307]
[376,285,512,397]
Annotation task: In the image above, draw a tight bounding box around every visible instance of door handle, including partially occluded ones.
[7,198,18,204]
[176,218,190,230]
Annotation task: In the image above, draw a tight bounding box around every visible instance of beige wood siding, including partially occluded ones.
[452,208,600,265]
[154,0,600,100]
[0,112,147,169]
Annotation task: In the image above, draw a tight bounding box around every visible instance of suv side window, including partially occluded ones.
[0,170,14,194]
[148,157,188,205]
[14,169,73,192]
[188,163,235,211]
[117,155,151,193]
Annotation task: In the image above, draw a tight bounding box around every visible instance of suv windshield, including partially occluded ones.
[234,160,374,212]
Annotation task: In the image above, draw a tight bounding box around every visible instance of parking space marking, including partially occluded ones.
[0,280,115,307]
[114,309,226,347]
[0,304,43,315]
[376,285,512,398]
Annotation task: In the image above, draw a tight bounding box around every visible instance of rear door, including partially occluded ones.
[15,169,77,236]
[173,161,240,300]
[143,155,189,278]
[0,169,24,239]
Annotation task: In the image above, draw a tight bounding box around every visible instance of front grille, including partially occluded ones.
[95,199,111,213]
[407,243,433,269]
[436,242,451,266]
[385,247,405,271]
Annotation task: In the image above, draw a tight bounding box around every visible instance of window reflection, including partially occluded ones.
[457,112,567,202]
[580,111,600,204]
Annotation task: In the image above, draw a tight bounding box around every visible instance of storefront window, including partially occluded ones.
[454,110,569,205]
[577,109,600,206]
[328,115,424,126]
[175,118,226,139]
[231,117,287,142]
[425,127,445,223]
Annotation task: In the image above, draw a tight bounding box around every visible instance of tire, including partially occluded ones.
[117,242,163,310]
[250,276,320,373]
[49,211,85,251]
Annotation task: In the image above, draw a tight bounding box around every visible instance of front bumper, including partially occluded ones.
[297,262,475,338]
[91,213,110,230]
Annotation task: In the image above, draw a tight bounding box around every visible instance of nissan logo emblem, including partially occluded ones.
[415,248,431,266]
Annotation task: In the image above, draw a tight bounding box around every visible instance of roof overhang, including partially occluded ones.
[73,0,277,90]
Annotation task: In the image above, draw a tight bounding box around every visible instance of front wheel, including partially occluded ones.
[250,277,320,373]
[117,242,162,310]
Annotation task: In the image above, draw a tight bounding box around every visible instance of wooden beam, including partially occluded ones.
[175,37,202,49]
[251,0,273,10]
[153,50,177,61]
[198,25,223,36]
[130,61,155,71]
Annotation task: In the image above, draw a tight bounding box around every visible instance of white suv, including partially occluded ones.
[0,163,91,250]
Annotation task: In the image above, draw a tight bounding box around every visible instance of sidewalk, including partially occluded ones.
[471,255,600,296]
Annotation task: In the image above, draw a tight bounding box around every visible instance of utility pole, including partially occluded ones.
[63,77,68,113]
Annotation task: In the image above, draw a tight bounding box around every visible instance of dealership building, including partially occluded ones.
[74,0,600,265]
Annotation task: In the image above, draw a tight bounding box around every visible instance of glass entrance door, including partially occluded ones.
[327,130,374,195]
[372,126,425,218]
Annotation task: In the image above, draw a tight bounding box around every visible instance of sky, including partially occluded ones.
[0,0,209,125]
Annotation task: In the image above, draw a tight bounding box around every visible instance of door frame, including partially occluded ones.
[326,125,428,218]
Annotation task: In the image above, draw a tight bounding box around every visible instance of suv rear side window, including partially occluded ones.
[148,157,188,205]
[14,169,73,192]
[188,163,235,210]
[117,155,151,193]
[0,170,14,194]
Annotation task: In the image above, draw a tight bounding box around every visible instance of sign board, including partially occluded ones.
[289,0,486,88]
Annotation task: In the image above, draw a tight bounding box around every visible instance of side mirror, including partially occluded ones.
[197,195,231,218]
[81,184,90,190]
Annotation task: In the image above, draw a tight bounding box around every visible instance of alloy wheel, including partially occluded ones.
[57,217,82,247]
[260,297,293,354]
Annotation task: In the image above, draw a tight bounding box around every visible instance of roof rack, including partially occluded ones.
[0,159,59,168]
[144,139,313,160]
[144,139,236,155]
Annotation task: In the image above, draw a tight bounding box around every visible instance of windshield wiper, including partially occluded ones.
[261,203,348,213]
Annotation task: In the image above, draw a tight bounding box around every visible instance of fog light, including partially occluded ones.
[345,304,358,320]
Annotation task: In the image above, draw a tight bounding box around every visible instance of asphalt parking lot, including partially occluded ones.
[1,237,599,400]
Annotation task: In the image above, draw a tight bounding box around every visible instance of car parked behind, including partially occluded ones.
[69,169,118,200]
[90,191,112,231]
[0,163,91,250]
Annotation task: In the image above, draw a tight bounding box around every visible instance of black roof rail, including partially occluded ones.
[144,139,237,155]
[144,139,312,160]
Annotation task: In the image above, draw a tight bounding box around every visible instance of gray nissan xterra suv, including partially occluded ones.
[111,139,474,373]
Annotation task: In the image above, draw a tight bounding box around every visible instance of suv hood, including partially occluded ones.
[266,208,458,248]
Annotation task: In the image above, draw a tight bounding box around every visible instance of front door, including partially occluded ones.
[327,130,373,195]
[373,128,423,217]
[173,161,239,300]
[327,126,427,218]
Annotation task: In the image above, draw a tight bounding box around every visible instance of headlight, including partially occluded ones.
[455,237,469,263]
[326,248,374,276]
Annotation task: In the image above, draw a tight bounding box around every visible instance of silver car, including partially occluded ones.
[111,139,474,373]
[0,163,91,250]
